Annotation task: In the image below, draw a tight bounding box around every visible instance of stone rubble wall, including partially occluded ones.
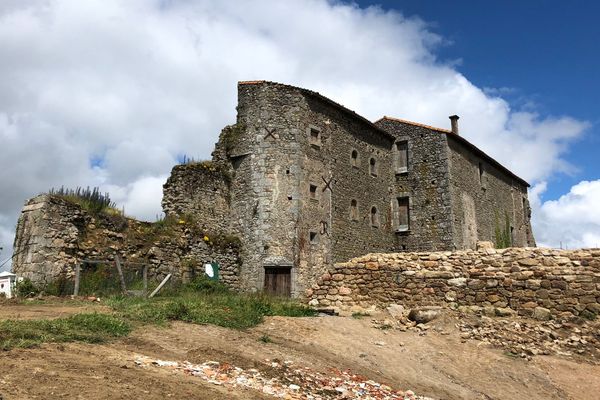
[162,162,231,236]
[12,195,241,290]
[308,247,600,318]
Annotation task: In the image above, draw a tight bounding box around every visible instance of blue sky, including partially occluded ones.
[359,0,599,200]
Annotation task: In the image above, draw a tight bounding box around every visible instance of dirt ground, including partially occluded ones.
[0,301,599,399]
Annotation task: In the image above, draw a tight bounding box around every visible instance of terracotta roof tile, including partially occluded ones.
[377,116,452,134]
[238,80,266,85]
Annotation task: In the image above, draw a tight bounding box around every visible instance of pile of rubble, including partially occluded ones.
[456,314,600,361]
[134,355,432,399]
[366,304,600,363]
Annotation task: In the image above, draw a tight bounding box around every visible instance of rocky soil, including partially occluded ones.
[1,300,600,399]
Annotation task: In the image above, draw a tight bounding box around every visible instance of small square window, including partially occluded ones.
[309,184,318,200]
[308,126,321,148]
[309,231,318,244]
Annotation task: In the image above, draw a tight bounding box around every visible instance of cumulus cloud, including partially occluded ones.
[0,0,594,269]
[531,180,600,249]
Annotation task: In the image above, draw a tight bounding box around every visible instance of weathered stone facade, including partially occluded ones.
[13,81,536,298]
[162,81,535,297]
[308,247,600,318]
[12,195,241,289]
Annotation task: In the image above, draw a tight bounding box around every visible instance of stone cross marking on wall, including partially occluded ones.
[264,127,277,140]
[321,176,335,192]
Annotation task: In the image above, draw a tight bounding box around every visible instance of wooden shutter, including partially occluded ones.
[396,141,408,173]
[398,197,409,231]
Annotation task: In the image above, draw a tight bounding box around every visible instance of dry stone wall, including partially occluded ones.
[308,247,600,318]
[12,195,241,289]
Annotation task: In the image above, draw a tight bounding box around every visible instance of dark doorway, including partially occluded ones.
[263,267,291,297]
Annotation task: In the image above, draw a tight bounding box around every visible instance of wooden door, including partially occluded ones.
[264,267,291,297]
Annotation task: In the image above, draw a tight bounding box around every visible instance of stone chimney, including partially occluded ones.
[449,115,460,135]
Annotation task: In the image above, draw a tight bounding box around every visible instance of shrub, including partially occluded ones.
[15,278,39,298]
[49,186,117,215]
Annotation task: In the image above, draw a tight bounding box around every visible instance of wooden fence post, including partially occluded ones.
[73,263,81,296]
[149,274,171,298]
[115,256,127,294]
[143,265,148,296]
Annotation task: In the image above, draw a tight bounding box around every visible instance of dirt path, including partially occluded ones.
[1,303,599,399]
[0,300,108,320]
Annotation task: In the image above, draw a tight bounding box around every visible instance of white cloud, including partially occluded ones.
[0,0,594,267]
[531,180,600,249]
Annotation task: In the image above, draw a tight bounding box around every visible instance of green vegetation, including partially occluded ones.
[108,276,315,330]
[1,276,315,349]
[351,312,371,319]
[580,310,597,321]
[221,123,245,153]
[15,278,39,298]
[494,210,513,249]
[0,313,130,350]
[49,186,119,216]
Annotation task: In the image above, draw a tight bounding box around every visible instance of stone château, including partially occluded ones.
[161,81,536,297]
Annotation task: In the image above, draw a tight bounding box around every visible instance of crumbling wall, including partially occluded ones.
[12,195,241,289]
[308,247,600,318]
[162,162,231,236]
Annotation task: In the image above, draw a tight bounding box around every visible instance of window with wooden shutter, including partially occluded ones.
[395,141,408,174]
[397,197,409,232]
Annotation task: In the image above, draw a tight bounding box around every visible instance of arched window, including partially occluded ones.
[350,199,359,220]
[351,150,359,167]
[369,158,377,176]
[371,206,379,227]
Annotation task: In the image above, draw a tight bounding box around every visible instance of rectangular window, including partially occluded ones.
[396,197,409,232]
[308,126,321,148]
[350,199,359,221]
[309,184,318,200]
[394,141,408,174]
[309,231,318,244]
[369,158,377,177]
[478,162,486,188]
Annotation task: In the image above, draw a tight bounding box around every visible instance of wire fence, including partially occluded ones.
[47,257,152,297]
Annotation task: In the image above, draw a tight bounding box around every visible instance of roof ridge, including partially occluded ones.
[378,116,452,134]
[238,80,396,141]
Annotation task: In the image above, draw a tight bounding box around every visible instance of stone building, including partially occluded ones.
[162,81,535,297]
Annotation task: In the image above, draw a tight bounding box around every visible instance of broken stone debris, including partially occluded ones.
[134,355,434,399]
[407,307,441,324]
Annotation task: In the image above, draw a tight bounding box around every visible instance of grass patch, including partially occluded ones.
[1,277,315,349]
[108,277,315,330]
[0,313,131,350]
